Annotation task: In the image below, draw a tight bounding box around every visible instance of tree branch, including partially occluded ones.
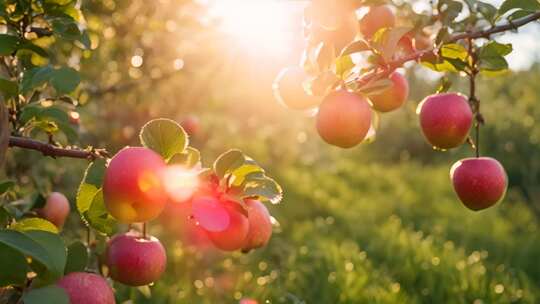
[8,136,109,160]
[353,11,540,87]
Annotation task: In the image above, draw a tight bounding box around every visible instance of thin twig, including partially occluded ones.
[352,11,540,87]
[8,136,109,160]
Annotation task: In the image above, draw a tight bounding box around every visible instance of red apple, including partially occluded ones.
[37,192,70,229]
[368,72,409,112]
[316,90,372,148]
[450,157,508,211]
[418,93,473,149]
[180,115,199,136]
[206,199,249,251]
[103,147,167,223]
[240,299,258,304]
[105,231,167,286]
[359,5,396,39]
[160,201,213,249]
[57,272,115,304]
[242,199,272,252]
[273,67,321,110]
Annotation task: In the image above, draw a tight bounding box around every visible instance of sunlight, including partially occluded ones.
[208,0,298,54]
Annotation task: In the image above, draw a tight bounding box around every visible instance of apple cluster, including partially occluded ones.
[274,4,508,212]
[32,119,280,304]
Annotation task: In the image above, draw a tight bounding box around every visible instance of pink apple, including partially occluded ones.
[37,192,70,229]
[316,90,372,148]
[242,199,272,252]
[105,231,167,286]
[450,157,508,211]
[103,147,168,223]
[359,5,396,39]
[206,199,249,251]
[368,72,409,113]
[57,272,115,304]
[418,93,473,149]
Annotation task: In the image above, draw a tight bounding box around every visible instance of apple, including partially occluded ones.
[309,12,358,52]
[37,192,70,229]
[316,90,372,148]
[206,199,249,251]
[368,72,409,113]
[57,272,115,304]
[105,231,167,286]
[359,5,396,39]
[103,147,168,223]
[160,201,213,249]
[242,199,272,252]
[273,67,321,110]
[450,157,508,211]
[418,93,473,149]
[240,299,258,304]
[180,115,199,136]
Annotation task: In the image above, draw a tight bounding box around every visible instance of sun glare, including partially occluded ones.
[208,0,299,54]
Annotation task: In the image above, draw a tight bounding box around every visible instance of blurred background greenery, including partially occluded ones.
[5,0,540,303]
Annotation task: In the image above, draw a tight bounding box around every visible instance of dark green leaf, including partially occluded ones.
[0,242,28,287]
[64,241,88,274]
[498,0,540,16]
[25,230,66,278]
[21,285,69,304]
[139,118,188,161]
[479,41,512,71]
[49,15,81,41]
[0,181,14,194]
[477,1,498,23]
[0,34,20,55]
[81,159,107,187]
[21,66,54,94]
[440,0,464,24]
[50,67,80,95]
[0,78,18,100]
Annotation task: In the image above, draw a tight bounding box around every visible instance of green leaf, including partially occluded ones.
[0,78,19,100]
[50,67,80,95]
[0,229,65,280]
[0,34,20,55]
[56,121,79,142]
[213,149,246,179]
[21,66,54,94]
[440,43,469,60]
[477,1,498,24]
[21,285,69,304]
[19,41,49,58]
[0,242,28,287]
[140,118,188,161]
[440,0,464,24]
[64,241,88,274]
[334,55,354,79]
[507,9,535,20]
[372,27,412,63]
[25,230,66,278]
[49,15,81,41]
[10,218,59,234]
[340,40,370,56]
[243,176,283,204]
[0,206,11,228]
[498,0,540,16]
[478,41,512,71]
[0,181,14,195]
[168,146,201,168]
[81,159,107,187]
[84,190,117,236]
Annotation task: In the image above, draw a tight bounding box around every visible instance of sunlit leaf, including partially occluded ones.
[140,118,188,161]
[10,218,59,234]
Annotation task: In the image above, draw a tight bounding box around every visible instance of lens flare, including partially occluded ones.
[161,165,199,203]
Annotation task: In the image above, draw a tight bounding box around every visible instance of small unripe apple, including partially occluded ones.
[105,231,167,286]
[273,67,321,110]
[206,199,249,251]
[242,199,272,252]
[180,115,200,136]
[359,5,396,39]
[57,272,115,304]
[368,72,409,113]
[316,90,372,148]
[418,93,473,149]
[103,147,168,223]
[37,192,70,229]
[450,157,508,211]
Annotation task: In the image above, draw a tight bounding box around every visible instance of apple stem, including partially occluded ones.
[142,222,147,239]
[467,38,481,158]
[86,227,91,246]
